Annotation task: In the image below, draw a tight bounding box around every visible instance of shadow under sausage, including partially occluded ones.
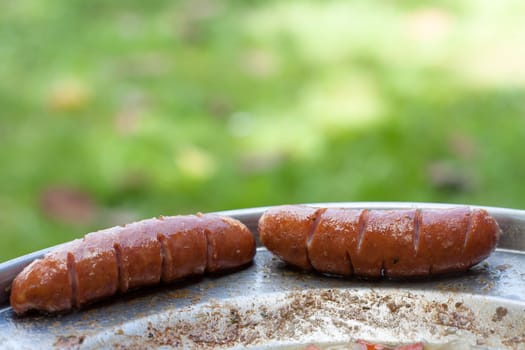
[271,259,496,285]
[83,260,256,311]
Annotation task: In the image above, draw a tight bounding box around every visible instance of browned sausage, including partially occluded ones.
[10,213,255,315]
[258,205,500,278]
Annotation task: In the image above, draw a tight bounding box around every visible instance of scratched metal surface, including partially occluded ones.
[0,202,524,349]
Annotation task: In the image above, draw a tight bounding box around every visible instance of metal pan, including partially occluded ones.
[0,202,524,349]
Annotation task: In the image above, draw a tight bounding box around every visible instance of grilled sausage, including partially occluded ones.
[258,205,500,278]
[10,214,256,314]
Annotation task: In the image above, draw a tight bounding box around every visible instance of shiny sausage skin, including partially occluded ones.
[258,205,500,278]
[10,214,255,315]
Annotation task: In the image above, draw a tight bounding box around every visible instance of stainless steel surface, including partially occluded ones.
[0,202,524,349]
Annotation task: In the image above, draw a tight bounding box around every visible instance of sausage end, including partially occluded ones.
[259,205,318,271]
[10,252,72,315]
[204,215,256,273]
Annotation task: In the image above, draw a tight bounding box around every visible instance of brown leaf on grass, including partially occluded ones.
[426,161,472,193]
[40,186,96,225]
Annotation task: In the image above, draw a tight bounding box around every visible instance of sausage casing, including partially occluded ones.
[10,214,255,314]
[258,205,500,278]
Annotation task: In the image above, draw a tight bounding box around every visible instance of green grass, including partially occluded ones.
[1,0,525,261]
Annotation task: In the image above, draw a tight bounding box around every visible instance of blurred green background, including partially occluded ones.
[1,0,525,262]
